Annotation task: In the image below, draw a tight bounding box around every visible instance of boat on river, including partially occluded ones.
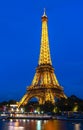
[7,113,52,120]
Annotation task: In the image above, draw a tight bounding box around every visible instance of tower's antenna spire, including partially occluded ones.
[44,8,46,15]
[42,8,47,17]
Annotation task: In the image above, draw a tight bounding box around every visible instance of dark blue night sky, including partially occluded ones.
[0,0,83,101]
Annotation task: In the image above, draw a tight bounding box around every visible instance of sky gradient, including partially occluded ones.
[0,0,83,101]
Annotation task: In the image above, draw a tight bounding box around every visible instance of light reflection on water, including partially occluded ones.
[37,120,41,130]
[1,119,83,130]
[74,123,81,130]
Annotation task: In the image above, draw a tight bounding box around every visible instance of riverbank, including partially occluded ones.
[0,113,83,121]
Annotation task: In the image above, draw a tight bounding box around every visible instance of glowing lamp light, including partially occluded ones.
[11,108,14,112]
[16,108,19,112]
[34,110,37,113]
[73,105,78,112]
[21,108,24,113]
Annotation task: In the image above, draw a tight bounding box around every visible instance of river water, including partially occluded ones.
[0,119,83,130]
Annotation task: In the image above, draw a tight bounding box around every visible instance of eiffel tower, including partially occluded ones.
[18,9,66,107]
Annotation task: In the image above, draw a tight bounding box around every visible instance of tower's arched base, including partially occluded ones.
[18,87,67,108]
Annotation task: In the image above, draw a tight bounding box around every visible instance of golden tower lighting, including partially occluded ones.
[18,9,67,107]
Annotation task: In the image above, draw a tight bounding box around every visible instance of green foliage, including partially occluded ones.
[8,100,17,105]
[40,101,55,113]
[24,101,39,112]
[56,95,83,112]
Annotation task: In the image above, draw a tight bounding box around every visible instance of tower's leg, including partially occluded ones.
[39,98,44,104]
[45,90,55,104]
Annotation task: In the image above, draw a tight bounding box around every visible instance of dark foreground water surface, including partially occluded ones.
[0,119,83,130]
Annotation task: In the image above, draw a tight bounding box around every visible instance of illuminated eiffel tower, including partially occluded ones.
[18,9,66,107]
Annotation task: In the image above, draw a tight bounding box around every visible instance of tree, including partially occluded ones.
[40,101,55,113]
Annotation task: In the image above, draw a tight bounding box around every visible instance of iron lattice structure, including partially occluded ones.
[18,10,66,107]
